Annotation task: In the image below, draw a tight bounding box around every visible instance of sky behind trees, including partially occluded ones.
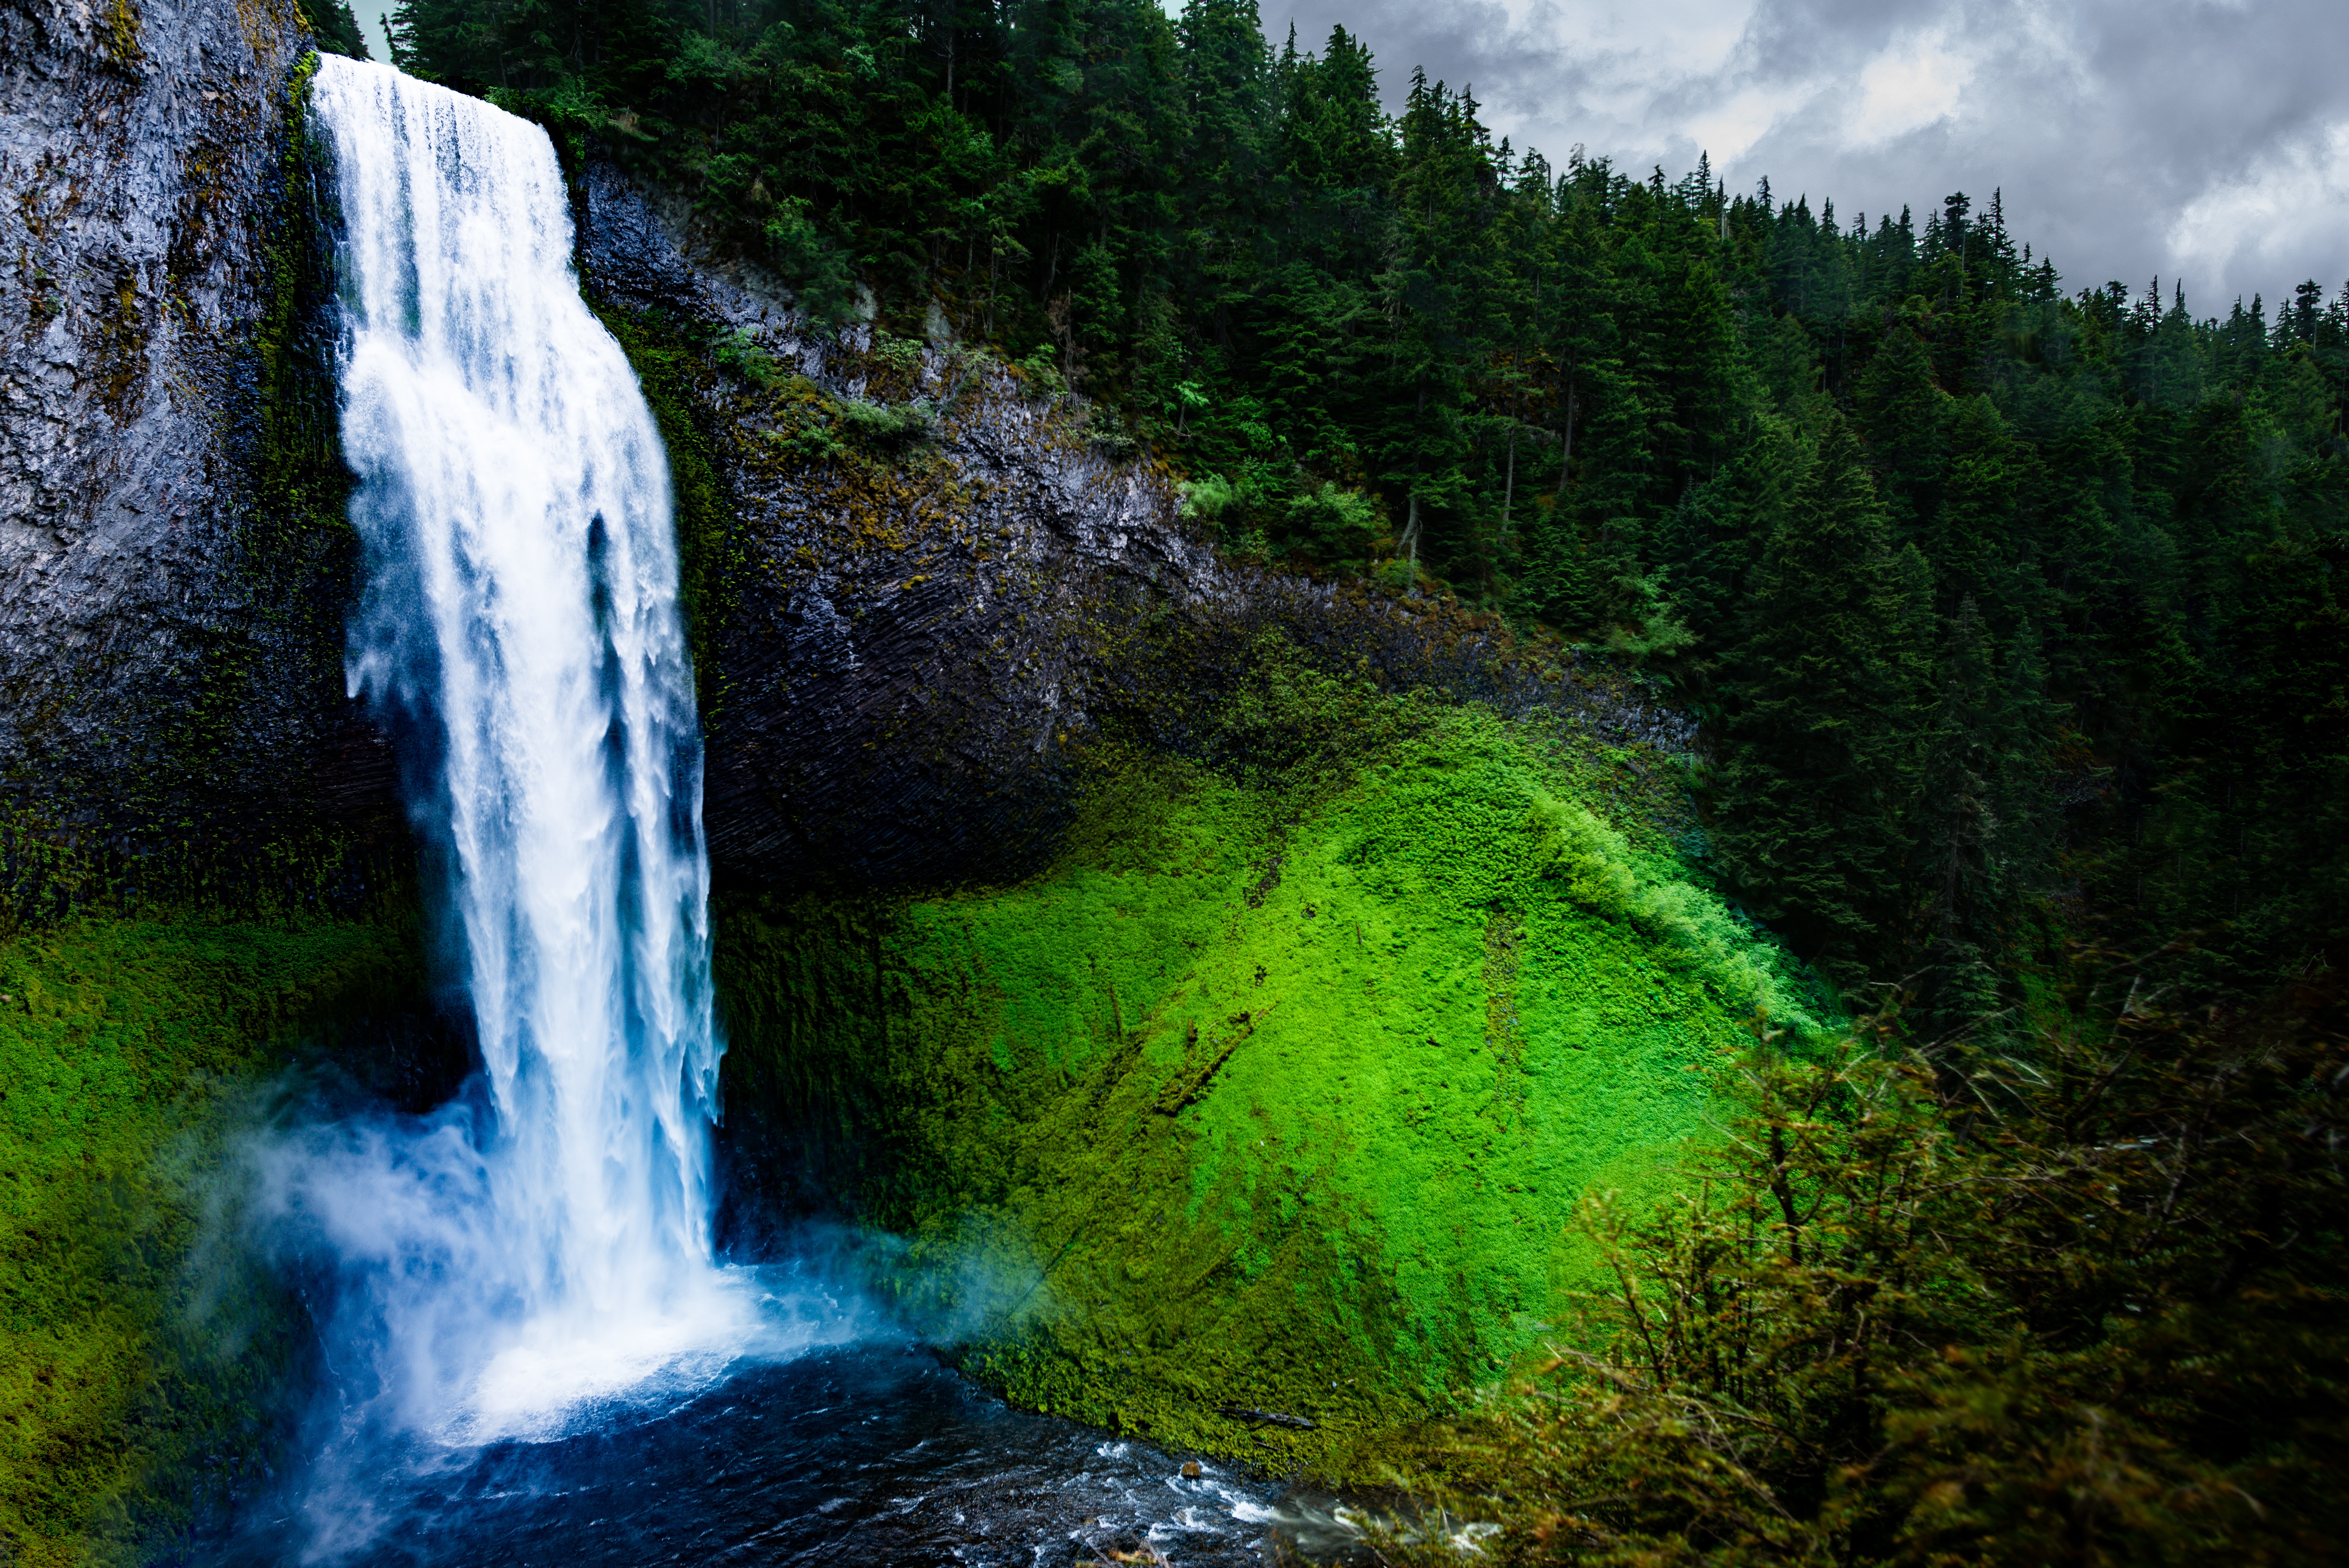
[1256,0,2347,314]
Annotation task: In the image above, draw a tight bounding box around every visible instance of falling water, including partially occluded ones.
[274,57,797,1455]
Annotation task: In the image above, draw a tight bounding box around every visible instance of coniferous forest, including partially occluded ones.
[371,0,2349,1557]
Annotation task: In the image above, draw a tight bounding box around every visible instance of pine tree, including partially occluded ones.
[1853,320,1949,547]
[1717,419,1936,987]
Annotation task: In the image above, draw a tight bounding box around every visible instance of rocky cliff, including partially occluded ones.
[0,0,389,897]
[574,159,1694,892]
[1,0,1690,905]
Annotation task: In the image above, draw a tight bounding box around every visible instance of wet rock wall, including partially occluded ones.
[576,157,1697,892]
[0,0,390,904]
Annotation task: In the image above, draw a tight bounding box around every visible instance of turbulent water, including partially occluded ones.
[193,1340,1364,1566]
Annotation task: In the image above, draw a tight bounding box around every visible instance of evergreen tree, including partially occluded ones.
[1717,419,1935,985]
[387,0,2349,1005]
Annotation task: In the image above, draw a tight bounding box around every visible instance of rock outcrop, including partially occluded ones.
[0,0,383,862]
[576,159,1695,891]
[1,3,1691,902]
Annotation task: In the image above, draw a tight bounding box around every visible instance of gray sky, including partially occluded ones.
[1264,0,2349,315]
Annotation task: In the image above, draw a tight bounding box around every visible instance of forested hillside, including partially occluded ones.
[152,5,2342,1562]
[385,0,2349,1022]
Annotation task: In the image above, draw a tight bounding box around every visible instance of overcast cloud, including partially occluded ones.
[1262,0,2349,314]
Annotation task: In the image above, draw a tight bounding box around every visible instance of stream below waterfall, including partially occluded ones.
[175,1338,1367,1566]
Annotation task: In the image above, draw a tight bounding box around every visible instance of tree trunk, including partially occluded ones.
[1501,430,1517,540]
[1561,377,1579,476]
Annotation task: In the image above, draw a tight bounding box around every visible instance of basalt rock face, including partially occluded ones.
[576,159,1696,893]
[0,0,385,872]
[0,22,1690,904]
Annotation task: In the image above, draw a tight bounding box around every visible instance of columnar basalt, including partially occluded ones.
[575,159,1695,893]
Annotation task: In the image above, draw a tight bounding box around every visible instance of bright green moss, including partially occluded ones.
[718,681,1825,1475]
[0,914,425,1567]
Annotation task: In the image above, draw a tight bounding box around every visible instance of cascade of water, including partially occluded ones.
[289,56,752,1443]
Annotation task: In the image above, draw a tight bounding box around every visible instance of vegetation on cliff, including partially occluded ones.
[390,0,2349,1018]
[714,635,1818,1467]
[0,914,437,1567]
[381,0,2348,1554]
[1374,974,2347,1566]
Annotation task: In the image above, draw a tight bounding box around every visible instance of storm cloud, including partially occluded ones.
[1260,0,2349,315]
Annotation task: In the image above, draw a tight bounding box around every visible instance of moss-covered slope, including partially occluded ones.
[717,658,1822,1473]
[0,914,436,1567]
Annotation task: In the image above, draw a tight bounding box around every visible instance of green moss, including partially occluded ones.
[718,661,1822,1474]
[100,0,141,67]
[0,913,426,1566]
[211,46,354,725]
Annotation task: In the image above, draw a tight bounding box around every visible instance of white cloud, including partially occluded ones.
[1686,84,1811,164]
[1846,30,1973,145]
[2168,121,2349,301]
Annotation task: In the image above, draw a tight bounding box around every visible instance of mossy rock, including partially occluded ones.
[717,678,1823,1474]
[0,912,440,1566]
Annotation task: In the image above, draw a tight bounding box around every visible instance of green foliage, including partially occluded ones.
[0,914,426,1567]
[834,395,934,446]
[1180,472,1387,563]
[1012,342,1068,400]
[301,0,371,59]
[1713,418,1936,987]
[762,195,858,326]
[716,637,1823,1469]
[1372,966,2349,1566]
[708,324,782,387]
[1283,481,1386,562]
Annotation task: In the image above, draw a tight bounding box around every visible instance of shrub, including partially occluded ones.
[1373,963,2349,1566]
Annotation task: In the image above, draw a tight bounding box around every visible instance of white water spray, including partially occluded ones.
[266,59,839,1452]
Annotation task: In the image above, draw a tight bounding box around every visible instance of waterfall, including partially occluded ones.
[273,57,786,1451]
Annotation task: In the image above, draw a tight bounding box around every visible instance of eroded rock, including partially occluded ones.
[577,159,1695,891]
[0,0,374,852]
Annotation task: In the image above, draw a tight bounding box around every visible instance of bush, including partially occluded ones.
[834,396,932,447]
[1372,961,2349,1566]
[709,325,781,387]
[763,196,857,328]
[1282,480,1384,561]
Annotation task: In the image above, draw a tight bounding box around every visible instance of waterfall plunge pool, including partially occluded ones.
[193,60,1368,1566]
[175,1333,1367,1566]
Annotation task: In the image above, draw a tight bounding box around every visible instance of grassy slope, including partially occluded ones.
[721,695,1826,1473]
[0,916,422,1566]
